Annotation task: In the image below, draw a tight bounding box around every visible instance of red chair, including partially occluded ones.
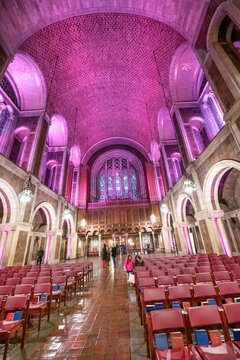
[0,295,29,360]
[157,276,175,287]
[29,283,52,331]
[195,272,212,284]
[187,305,240,359]
[197,266,211,273]
[213,271,232,283]
[5,278,20,286]
[192,283,218,306]
[36,276,52,284]
[231,270,240,282]
[217,281,240,304]
[212,265,226,272]
[52,276,68,308]
[140,288,167,328]
[136,271,151,278]
[228,264,240,271]
[0,286,13,297]
[166,268,181,276]
[222,303,240,342]
[152,270,165,277]
[168,285,193,307]
[182,267,196,275]
[21,277,36,285]
[14,284,32,298]
[147,308,201,360]
[176,274,194,285]
[138,277,156,291]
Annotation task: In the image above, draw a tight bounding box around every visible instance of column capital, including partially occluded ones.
[0,224,16,232]
[45,231,55,237]
[209,210,224,219]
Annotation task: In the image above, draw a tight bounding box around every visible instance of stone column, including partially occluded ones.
[66,234,72,260]
[225,218,239,253]
[84,234,89,257]
[98,234,101,256]
[44,231,54,264]
[0,231,9,267]
[152,231,156,252]
[139,232,143,253]
[161,227,171,253]
[153,164,162,201]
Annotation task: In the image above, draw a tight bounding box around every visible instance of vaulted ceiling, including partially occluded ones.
[0,1,209,157]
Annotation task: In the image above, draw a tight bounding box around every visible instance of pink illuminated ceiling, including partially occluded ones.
[0,0,208,50]
[19,13,185,155]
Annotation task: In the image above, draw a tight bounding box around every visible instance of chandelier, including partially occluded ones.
[19,174,34,202]
[182,176,196,194]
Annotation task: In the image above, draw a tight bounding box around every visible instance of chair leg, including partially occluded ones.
[21,320,27,348]
[3,335,10,360]
[38,309,42,332]
[48,303,51,322]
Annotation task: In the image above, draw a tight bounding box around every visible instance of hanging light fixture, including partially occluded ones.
[150,214,157,224]
[80,218,87,228]
[182,175,196,194]
[19,174,34,202]
[160,203,169,213]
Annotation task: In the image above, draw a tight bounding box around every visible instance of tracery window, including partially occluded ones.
[97,157,139,200]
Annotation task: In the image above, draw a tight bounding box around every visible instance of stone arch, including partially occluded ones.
[47,114,68,147]
[177,193,196,223]
[4,52,46,111]
[0,178,19,224]
[203,159,240,211]
[31,201,56,232]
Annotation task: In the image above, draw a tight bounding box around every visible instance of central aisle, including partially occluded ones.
[8,256,147,360]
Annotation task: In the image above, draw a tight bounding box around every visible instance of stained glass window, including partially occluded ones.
[0,107,10,136]
[97,157,139,201]
[99,174,105,200]
[107,174,113,199]
[123,173,129,198]
[131,172,137,198]
[115,172,121,198]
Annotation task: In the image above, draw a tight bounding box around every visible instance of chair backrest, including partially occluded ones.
[14,284,32,296]
[188,305,222,327]
[21,277,36,285]
[176,274,193,284]
[152,270,165,277]
[182,267,196,275]
[0,279,5,286]
[213,271,231,282]
[0,285,13,296]
[231,269,240,280]
[5,278,20,286]
[193,283,217,298]
[134,266,147,272]
[39,272,51,277]
[12,273,24,278]
[197,266,211,273]
[138,277,155,288]
[223,303,240,324]
[52,271,64,277]
[5,295,28,311]
[37,277,51,284]
[195,272,212,283]
[212,265,226,272]
[157,275,174,286]
[27,272,38,278]
[166,268,181,276]
[136,271,150,278]
[168,284,191,300]
[228,264,239,271]
[52,276,66,284]
[143,288,166,302]
[218,281,240,296]
[34,283,51,294]
[151,308,184,331]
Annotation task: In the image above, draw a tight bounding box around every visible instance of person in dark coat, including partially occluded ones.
[134,255,145,268]
[106,247,110,266]
[102,244,108,268]
[111,246,117,267]
[37,248,44,265]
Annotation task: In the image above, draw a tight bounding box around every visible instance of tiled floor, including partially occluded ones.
[6,255,148,360]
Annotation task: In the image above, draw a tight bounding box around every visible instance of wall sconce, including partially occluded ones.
[160,203,169,213]
[150,214,157,224]
[19,174,34,202]
[80,218,87,228]
[182,176,196,195]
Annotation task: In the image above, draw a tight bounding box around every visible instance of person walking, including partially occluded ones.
[111,245,117,267]
[37,248,44,265]
[102,244,108,268]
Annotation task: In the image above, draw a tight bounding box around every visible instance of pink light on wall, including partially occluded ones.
[182,224,192,254]
[44,233,52,264]
[70,145,81,167]
[0,230,10,268]
[167,229,173,251]
[214,217,231,257]
[67,235,72,259]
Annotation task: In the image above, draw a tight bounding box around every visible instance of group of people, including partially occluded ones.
[124,254,144,278]
[102,244,118,268]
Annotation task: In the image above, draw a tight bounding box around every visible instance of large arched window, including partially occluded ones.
[97,156,139,201]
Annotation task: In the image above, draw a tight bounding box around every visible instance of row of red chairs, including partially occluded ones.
[146,304,240,359]
[0,261,93,360]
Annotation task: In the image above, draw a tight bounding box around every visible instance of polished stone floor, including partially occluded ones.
[5,255,148,360]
